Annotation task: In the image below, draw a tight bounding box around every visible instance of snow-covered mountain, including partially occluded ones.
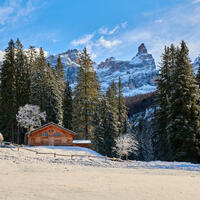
[194,56,200,73]
[47,43,158,97]
[97,43,157,96]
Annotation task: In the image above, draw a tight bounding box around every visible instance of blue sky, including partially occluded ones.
[0,0,200,63]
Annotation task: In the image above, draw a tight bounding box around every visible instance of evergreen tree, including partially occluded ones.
[15,38,30,107]
[15,39,30,143]
[167,41,200,162]
[63,81,73,129]
[154,45,174,160]
[0,39,17,142]
[73,48,100,139]
[56,55,65,79]
[117,77,129,136]
[43,63,60,124]
[101,95,118,157]
[92,99,105,155]
[26,46,37,104]
[31,47,47,112]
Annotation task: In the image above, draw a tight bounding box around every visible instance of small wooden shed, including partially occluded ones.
[25,122,91,148]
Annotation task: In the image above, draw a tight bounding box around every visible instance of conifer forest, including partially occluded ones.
[1,39,200,163]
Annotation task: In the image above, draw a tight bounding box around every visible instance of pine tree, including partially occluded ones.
[154,45,174,160]
[73,48,100,139]
[26,46,37,104]
[43,63,60,124]
[0,39,17,142]
[63,81,73,129]
[15,39,30,107]
[15,39,30,143]
[117,77,129,136]
[31,47,47,112]
[56,55,65,79]
[167,41,200,162]
[101,95,118,157]
[92,99,105,154]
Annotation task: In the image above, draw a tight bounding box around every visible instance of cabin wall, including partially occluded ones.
[28,125,74,146]
[73,143,90,148]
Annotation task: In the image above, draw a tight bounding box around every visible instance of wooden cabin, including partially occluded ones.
[25,122,91,148]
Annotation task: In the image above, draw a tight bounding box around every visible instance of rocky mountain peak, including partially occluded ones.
[137,43,148,56]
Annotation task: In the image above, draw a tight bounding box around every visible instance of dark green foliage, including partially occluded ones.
[155,41,200,163]
[0,40,66,143]
[1,39,17,142]
[154,45,174,160]
[56,55,65,79]
[167,41,200,162]
[92,102,105,155]
[63,81,73,130]
[31,47,47,111]
[101,95,117,157]
[117,77,129,136]
[73,48,100,139]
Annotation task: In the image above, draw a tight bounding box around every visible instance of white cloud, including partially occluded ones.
[155,19,163,23]
[121,21,128,28]
[71,33,95,46]
[0,0,43,26]
[98,36,122,48]
[192,0,200,4]
[99,25,119,35]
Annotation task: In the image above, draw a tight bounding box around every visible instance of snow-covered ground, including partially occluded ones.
[1,145,200,171]
[1,146,200,200]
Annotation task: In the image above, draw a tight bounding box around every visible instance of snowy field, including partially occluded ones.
[1,146,200,200]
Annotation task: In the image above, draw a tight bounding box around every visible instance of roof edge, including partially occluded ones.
[30,122,78,135]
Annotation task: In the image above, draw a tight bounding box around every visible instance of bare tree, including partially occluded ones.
[113,134,138,160]
[16,104,46,145]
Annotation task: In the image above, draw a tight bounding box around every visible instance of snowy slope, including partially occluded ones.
[2,147,200,171]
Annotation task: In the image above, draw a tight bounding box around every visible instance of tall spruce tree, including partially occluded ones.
[117,77,129,136]
[167,41,200,162]
[154,45,173,160]
[100,95,117,157]
[63,81,73,129]
[26,46,37,104]
[0,39,17,142]
[31,47,47,112]
[15,39,30,107]
[56,55,65,79]
[73,48,100,139]
[43,63,60,124]
[92,99,105,155]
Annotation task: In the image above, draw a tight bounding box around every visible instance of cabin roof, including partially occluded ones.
[30,122,78,135]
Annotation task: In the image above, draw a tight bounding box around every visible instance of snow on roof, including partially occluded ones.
[73,140,91,144]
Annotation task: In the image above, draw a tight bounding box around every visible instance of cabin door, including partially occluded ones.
[49,137,54,146]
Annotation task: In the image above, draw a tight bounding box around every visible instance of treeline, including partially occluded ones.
[0,39,130,157]
[0,39,66,144]
[154,41,200,163]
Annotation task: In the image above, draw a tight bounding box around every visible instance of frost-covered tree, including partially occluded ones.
[16,104,46,144]
[113,134,138,160]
